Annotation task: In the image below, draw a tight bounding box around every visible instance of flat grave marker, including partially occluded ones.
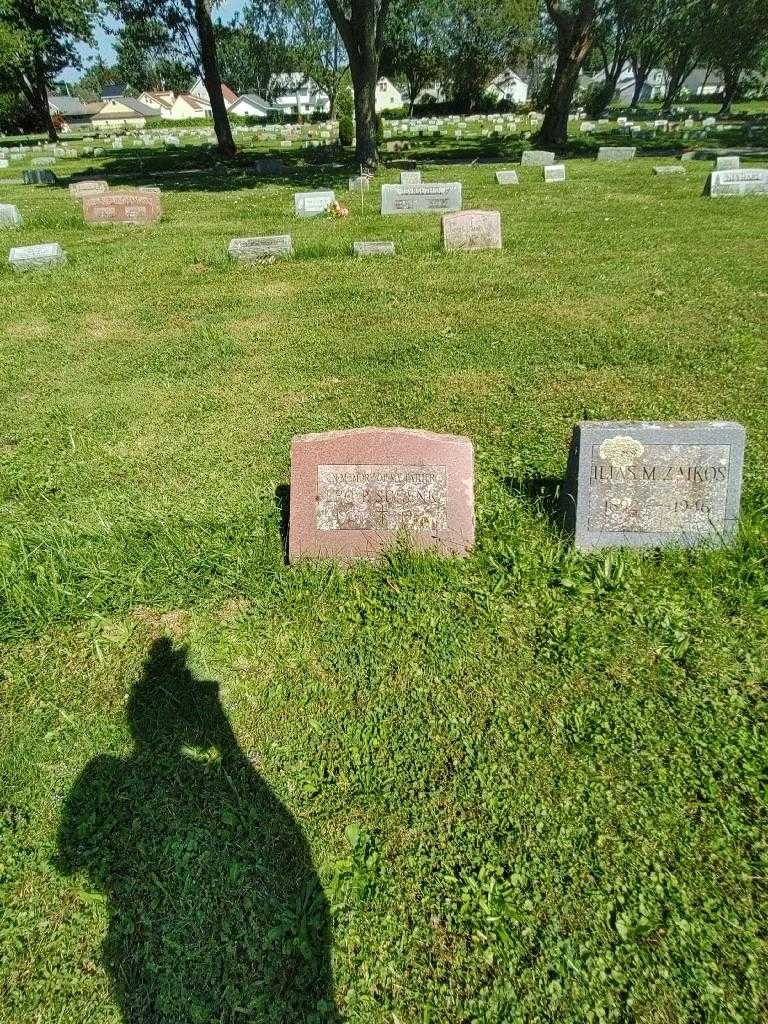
[653,165,685,174]
[563,420,746,550]
[400,170,422,185]
[68,179,108,199]
[289,427,475,562]
[228,235,293,261]
[352,240,395,256]
[9,242,66,271]
[521,150,555,166]
[442,210,502,252]
[597,146,637,161]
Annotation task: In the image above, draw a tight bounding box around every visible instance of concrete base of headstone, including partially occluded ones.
[562,420,746,550]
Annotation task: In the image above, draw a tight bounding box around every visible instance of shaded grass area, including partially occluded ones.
[1,139,767,1023]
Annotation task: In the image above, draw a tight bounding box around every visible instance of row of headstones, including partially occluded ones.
[285,422,746,561]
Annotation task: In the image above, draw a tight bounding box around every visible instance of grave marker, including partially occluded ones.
[521,150,555,166]
[0,204,22,227]
[83,191,162,224]
[400,170,422,185]
[228,235,293,261]
[495,170,519,185]
[597,146,637,161]
[716,155,740,171]
[442,210,502,252]
[68,179,108,199]
[352,241,395,256]
[289,427,475,562]
[706,168,768,197]
[8,242,66,271]
[563,420,745,550]
[653,165,685,175]
[294,190,335,217]
[544,163,566,182]
[381,182,462,215]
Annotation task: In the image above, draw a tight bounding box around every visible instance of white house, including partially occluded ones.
[413,81,447,105]
[228,93,271,118]
[487,69,528,105]
[90,96,158,128]
[168,93,211,119]
[375,77,403,111]
[189,76,239,108]
[137,91,176,118]
[269,74,330,116]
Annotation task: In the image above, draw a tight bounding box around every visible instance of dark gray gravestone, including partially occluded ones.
[23,169,57,185]
[563,421,745,550]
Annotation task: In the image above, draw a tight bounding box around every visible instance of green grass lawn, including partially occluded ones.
[1,133,767,1024]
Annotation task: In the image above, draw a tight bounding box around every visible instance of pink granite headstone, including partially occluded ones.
[441,210,502,252]
[289,428,475,562]
[82,191,162,225]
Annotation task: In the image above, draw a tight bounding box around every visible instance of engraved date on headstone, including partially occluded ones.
[316,464,448,532]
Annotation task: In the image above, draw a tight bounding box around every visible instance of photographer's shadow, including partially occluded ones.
[56,637,335,1023]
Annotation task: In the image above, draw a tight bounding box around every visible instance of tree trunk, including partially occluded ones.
[350,59,378,170]
[539,2,597,149]
[660,51,695,114]
[629,66,647,108]
[718,68,739,117]
[21,64,58,142]
[194,0,236,158]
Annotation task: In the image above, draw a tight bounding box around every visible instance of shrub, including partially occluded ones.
[338,115,354,147]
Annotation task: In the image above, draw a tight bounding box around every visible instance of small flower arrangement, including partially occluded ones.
[329,199,349,218]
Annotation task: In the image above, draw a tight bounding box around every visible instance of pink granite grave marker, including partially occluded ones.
[82,191,162,225]
[441,209,502,252]
[289,427,475,562]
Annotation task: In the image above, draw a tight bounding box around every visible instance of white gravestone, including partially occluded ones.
[8,242,66,271]
[294,190,335,217]
[521,150,555,166]
[716,155,740,171]
[495,170,519,185]
[0,204,22,227]
[706,168,768,197]
[544,164,566,182]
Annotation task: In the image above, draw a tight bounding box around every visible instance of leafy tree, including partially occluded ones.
[0,0,99,140]
[0,89,37,133]
[625,0,664,107]
[215,4,291,97]
[656,0,709,113]
[380,0,445,116]
[322,0,390,169]
[280,0,348,117]
[588,0,641,113]
[76,57,122,98]
[110,0,235,156]
[113,17,194,92]
[703,0,768,115]
[441,0,535,113]
[538,1,602,148]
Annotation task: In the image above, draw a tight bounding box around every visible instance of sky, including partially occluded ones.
[60,0,248,83]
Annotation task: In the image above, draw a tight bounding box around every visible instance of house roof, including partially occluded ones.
[47,94,88,116]
[100,96,158,117]
[176,93,210,111]
[221,83,238,105]
[101,84,127,98]
[141,91,175,110]
[231,93,271,111]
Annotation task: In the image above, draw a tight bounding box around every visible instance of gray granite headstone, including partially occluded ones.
[228,235,293,261]
[0,204,22,227]
[716,155,740,170]
[653,165,685,174]
[544,163,566,182]
[348,175,371,191]
[563,421,746,550]
[706,168,768,197]
[442,210,501,251]
[294,190,335,217]
[381,182,461,215]
[496,170,519,185]
[31,157,56,168]
[597,146,637,161]
[521,150,555,166]
[9,242,67,271]
[400,170,421,185]
[253,158,286,174]
[352,240,395,256]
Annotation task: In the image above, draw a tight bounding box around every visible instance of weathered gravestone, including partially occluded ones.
[716,155,740,171]
[31,157,56,168]
[68,179,108,199]
[563,420,746,551]
[348,175,370,192]
[228,235,293,261]
[381,182,462,215]
[83,191,162,225]
[597,146,637,161]
[706,168,768,197]
[400,170,422,185]
[495,170,519,185]
[521,150,555,166]
[289,427,475,562]
[23,169,57,186]
[442,210,502,252]
[294,190,335,217]
[653,164,685,174]
[352,240,395,256]
[544,163,566,182]
[8,242,66,271]
[0,204,22,227]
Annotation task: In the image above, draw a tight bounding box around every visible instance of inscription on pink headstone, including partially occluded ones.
[82,191,162,225]
[289,428,474,562]
[442,210,502,252]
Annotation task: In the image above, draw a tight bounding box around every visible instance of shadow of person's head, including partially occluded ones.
[127,637,237,755]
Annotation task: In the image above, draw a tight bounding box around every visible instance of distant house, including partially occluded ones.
[47,94,102,131]
[375,77,402,112]
[137,91,176,118]
[169,93,211,119]
[189,76,238,107]
[487,69,528,105]
[90,97,158,128]
[413,81,447,105]
[269,74,330,116]
[228,93,271,118]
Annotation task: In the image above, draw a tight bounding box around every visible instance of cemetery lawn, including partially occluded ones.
[1,142,767,1024]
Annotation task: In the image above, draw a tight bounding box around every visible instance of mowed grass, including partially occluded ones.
[1,136,767,1024]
